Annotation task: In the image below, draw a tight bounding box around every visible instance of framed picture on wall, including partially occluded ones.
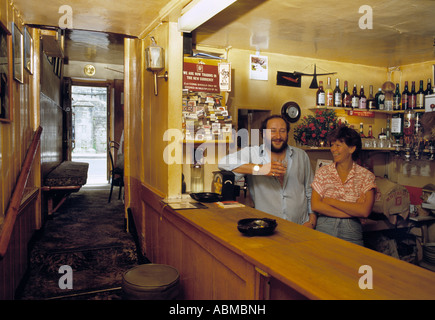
[12,22,23,83]
[0,21,12,122]
[24,27,33,74]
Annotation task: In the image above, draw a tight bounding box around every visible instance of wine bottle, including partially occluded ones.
[325,77,333,107]
[333,78,342,107]
[316,81,325,106]
[391,113,403,141]
[393,83,401,110]
[408,81,416,109]
[358,85,366,109]
[359,123,366,138]
[403,108,415,137]
[366,85,375,109]
[342,81,351,108]
[402,81,409,110]
[425,78,433,95]
[416,80,425,110]
[367,125,374,139]
[351,84,359,109]
[378,128,387,148]
[375,88,385,110]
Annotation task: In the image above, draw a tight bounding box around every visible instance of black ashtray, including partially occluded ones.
[237,218,277,236]
[190,192,222,203]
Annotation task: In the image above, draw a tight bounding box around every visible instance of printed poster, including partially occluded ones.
[250,54,268,81]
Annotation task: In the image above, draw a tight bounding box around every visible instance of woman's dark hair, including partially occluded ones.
[327,125,362,161]
[261,115,290,133]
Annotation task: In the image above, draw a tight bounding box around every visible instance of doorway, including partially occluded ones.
[71,85,108,185]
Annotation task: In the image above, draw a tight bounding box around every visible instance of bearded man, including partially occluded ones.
[218,115,316,227]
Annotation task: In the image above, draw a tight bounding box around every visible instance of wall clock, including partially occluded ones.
[281,101,301,123]
[84,64,96,76]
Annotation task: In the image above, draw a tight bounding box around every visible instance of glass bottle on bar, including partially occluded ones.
[378,128,387,148]
[358,85,366,109]
[393,83,401,110]
[375,88,385,110]
[342,81,351,108]
[366,85,375,110]
[333,78,342,107]
[359,123,366,138]
[351,84,359,109]
[425,78,433,95]
[403,107,415,147]
[401,81,409,110]
[385,118,392,147]
[391,112,403,145]
[316,81,325,106]
[325,77,333,107]
[408,81,417,109]
[416,80,425,110]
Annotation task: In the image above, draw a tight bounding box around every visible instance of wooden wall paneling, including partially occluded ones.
[139,181,260,299]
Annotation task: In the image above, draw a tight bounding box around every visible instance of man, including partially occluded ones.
[218,115,316,228]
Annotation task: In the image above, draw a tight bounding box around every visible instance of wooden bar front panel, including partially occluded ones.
[137,182,435,300]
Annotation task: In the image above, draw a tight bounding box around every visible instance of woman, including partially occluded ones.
[311,125,376,245]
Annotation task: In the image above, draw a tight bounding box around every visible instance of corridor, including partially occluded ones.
[17,184,142,300]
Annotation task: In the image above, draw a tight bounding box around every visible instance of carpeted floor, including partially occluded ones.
[17,184,144,300]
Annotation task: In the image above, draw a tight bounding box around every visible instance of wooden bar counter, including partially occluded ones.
[141,185,435,300]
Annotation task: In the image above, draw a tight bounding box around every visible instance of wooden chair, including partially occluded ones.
[108,141,124,203]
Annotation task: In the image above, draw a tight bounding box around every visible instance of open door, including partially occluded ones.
[62,77,73,161]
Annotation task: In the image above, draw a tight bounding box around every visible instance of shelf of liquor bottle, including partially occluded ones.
[309,106,425,114]
[300,146,395,152]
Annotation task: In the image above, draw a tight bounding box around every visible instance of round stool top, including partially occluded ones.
[123,264,179,289]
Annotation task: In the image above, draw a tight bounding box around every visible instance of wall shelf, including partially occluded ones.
[310,106,425,115]
[300,146,395,152]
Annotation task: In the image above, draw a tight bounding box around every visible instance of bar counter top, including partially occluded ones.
[161,201,435,300]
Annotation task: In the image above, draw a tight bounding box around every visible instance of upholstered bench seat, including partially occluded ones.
[44,161,89,187]
[42,161,89,215]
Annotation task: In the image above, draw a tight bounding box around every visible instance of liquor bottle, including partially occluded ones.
[425,78,433,95]
[393,83,401,110]
[375,88,385,110]
[401,81,409,110]
[342,81,351,108]
[325,77,333,107]
[408,81,416,109]
[333,78,342,107]
[378,128,387,148]
[414,112,423,136]
[391,113,403,141]
[316,81,325,106]
[359,123,366,138]
[403,108,415,147]
[367,125,374,139]
[351,84,359,109]
[416,80,425,110]
[358,85,366,109]
[366,85,375,109]
[385,118,391,142]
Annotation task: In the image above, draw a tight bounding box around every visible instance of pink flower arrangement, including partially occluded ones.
[293,109,339,146]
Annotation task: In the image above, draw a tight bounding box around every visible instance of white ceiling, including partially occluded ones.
[12,0,435,67]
